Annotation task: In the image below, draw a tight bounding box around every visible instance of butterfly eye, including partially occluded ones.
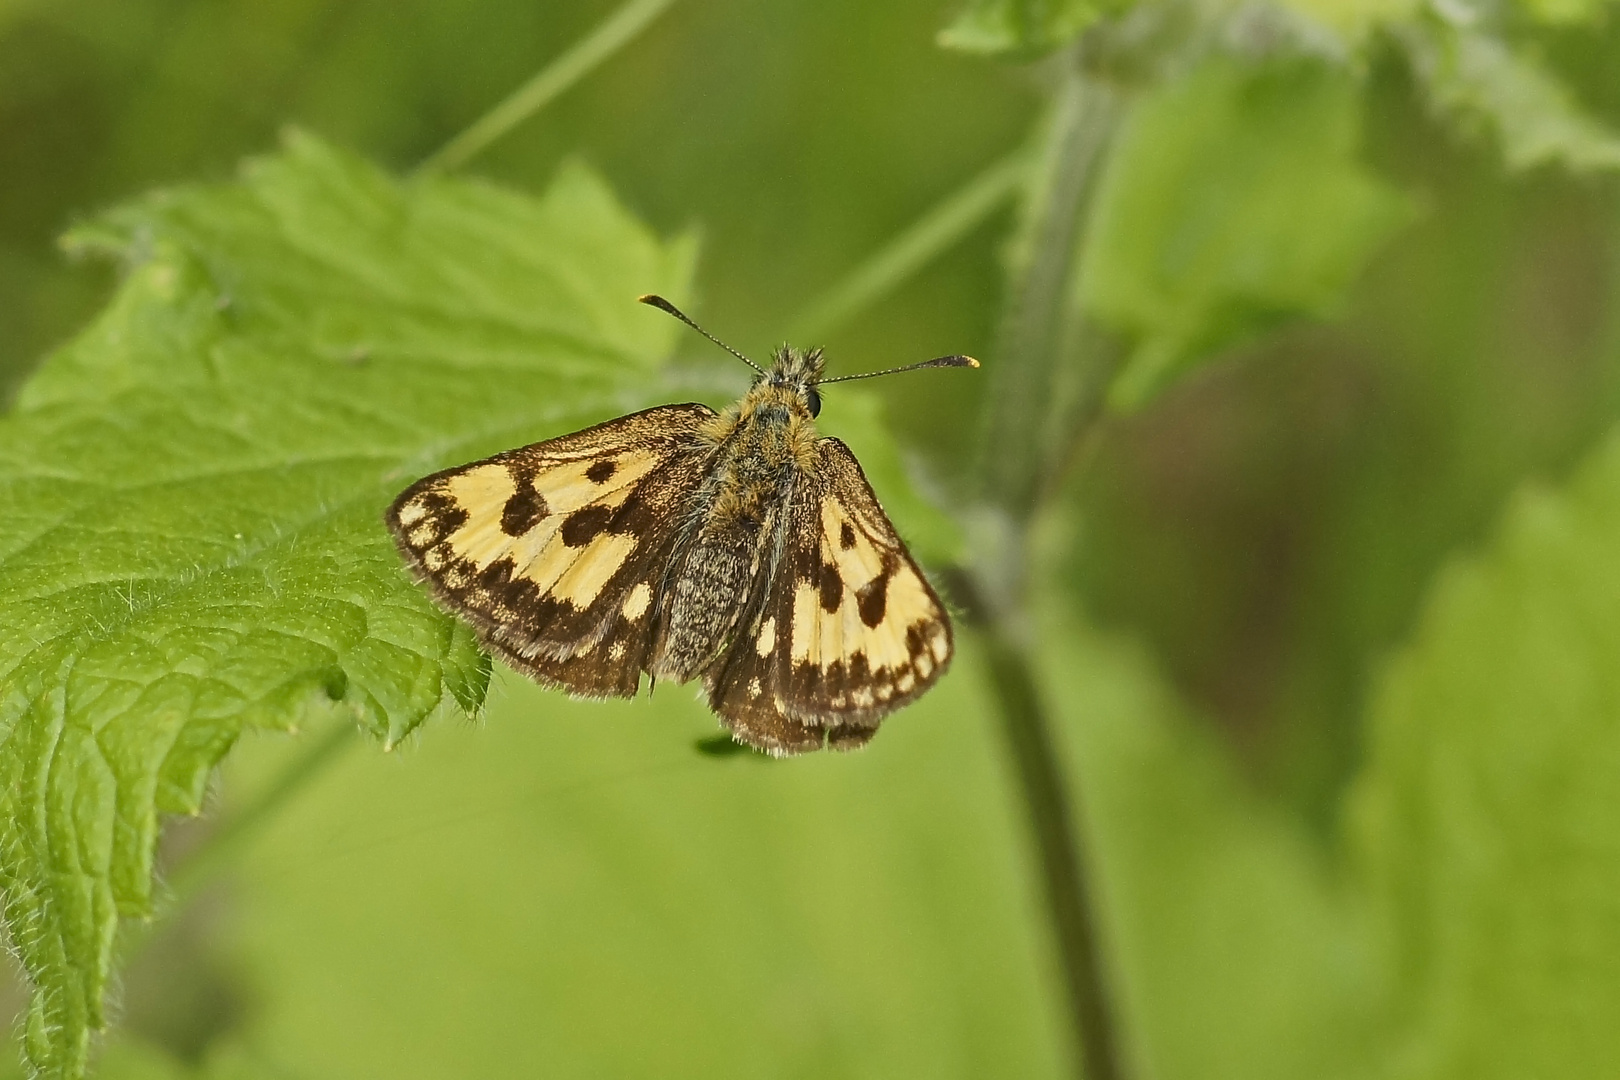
[806,388,822,418]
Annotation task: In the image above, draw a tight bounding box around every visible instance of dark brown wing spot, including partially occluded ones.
[561,504,614,547]
[393,491,466,540]
[587,459,617,484]
[478,557,532,607]
[856,570,889,628]
[476,557,573,629]
[839,521,856,550]
[500,486,549,536]
[819,562,842,613]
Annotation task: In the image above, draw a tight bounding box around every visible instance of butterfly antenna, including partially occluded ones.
[817,354,980,385]
[639,294,765,375]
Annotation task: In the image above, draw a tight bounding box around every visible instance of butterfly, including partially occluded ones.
[386,295,977,755]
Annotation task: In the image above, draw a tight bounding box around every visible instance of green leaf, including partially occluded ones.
[1349,426,1620,1078]
[1043,622,1387,1080]
[0,130,695,1078]
[1079,56,1412,410]
[1269,0,1419,44]
[1399,21,1620,172]
[938,0,1104,58]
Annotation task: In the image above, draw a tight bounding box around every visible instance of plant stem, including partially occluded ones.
[967,55,1129,1080]
[981,628,1124,1080]
[979,68,1120,528]
[789,150,1031,344]
[416,0,678,176]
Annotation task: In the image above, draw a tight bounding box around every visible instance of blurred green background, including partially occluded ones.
[3,0,1620,1076]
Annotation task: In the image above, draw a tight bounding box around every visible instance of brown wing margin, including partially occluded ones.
[387,403,716,699]
[705,437,953,754]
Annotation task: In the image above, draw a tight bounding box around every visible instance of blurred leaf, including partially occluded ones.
[938,0,1103,58]
[1513,0,1614,24]
[1043,620,1387,1080]
[220,663,1070,1078]
[83,1035,285,1080]
[0,130,695,1078]
[1400,21,1620,172]
[1080,56,1412,410]
[1349,426,1620,1078]
[64,1043,183,1080]
[1270,0,1419,43]
[0,0,47,34]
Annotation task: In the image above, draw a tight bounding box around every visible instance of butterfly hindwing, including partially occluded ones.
[701,488,827,753]
[387,403,715,698]
[706,437,952,752]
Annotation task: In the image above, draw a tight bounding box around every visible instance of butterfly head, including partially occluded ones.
[636,293,978,426]
[762,345,827,418]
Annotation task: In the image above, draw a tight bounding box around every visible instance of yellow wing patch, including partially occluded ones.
[786,499,942,676]
[395,449,664,628]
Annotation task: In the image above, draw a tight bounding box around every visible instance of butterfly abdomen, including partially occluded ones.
[652,526,754,681]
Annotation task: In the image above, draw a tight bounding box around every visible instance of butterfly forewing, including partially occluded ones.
[387,403,715,698]
[706,437,953,752]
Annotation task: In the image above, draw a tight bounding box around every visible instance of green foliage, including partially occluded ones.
[1400,21,1620,172]
[1351,428,1620,1078]
[2,1,1620,1078]
[1513,0,1614,23]
[1512,0,1614,25]
[1272,0,1418,43]
[938,0,1103,58]
[1080,57,1412,409]
[1052,423,1620,1080]
[39,415,1620,1070]
[95,433,1620,1079]
[0,131,699,1078]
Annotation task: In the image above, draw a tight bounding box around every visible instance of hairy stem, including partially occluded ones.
[968,56,1129,1080]
[978,67,1120,530]
[416,0,678,176]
